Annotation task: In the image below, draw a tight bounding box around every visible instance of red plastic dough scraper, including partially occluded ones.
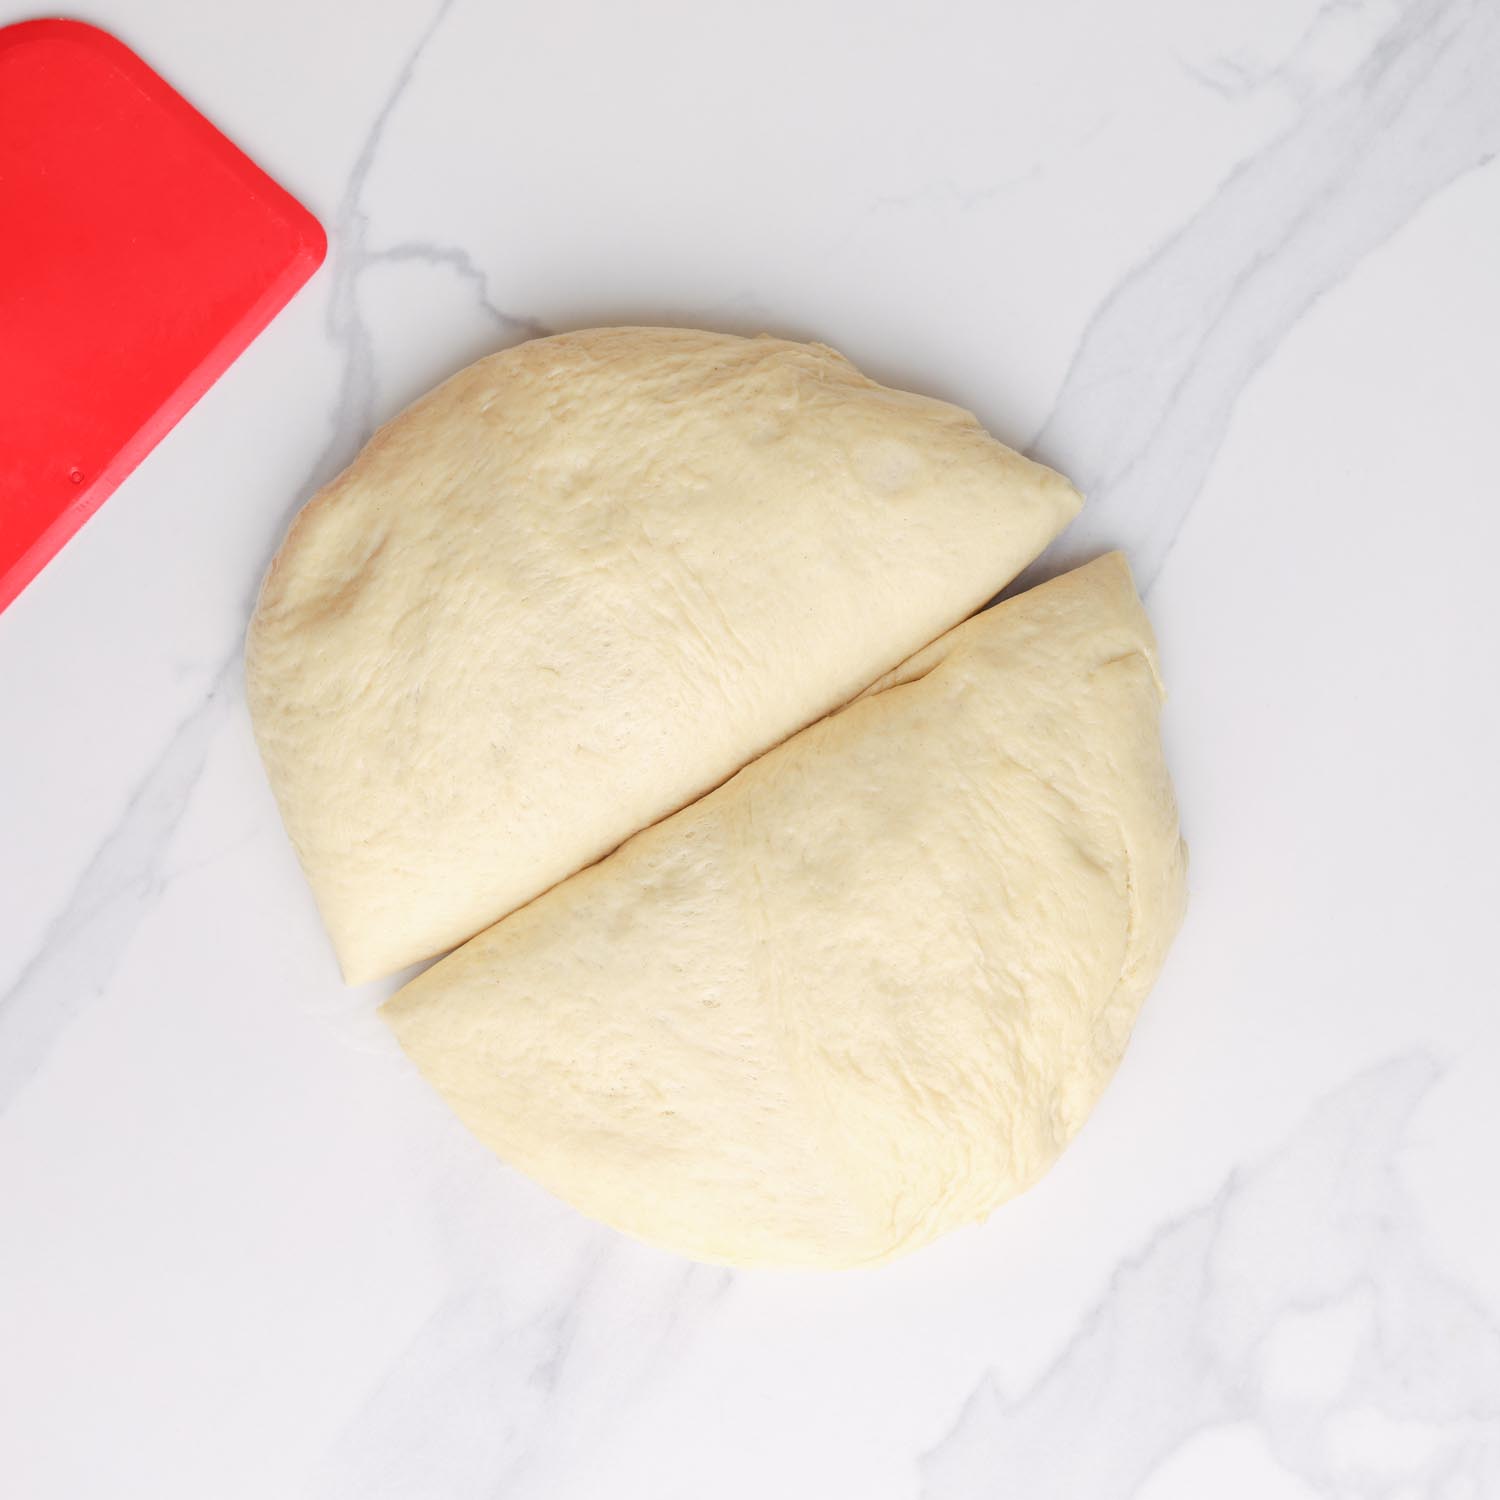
[0,19,325,614]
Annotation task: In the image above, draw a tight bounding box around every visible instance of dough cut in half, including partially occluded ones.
[383,555,1187,1270]
[247,327,1080,982]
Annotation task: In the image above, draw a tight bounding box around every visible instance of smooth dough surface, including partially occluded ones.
[247,328,1080,982]
[383,555,1187,1270]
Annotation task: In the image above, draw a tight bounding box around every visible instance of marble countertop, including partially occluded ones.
[3,1,1499,1495]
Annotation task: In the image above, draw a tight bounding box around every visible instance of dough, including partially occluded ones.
[247,328,1080,982]
[383,555,1187,1269]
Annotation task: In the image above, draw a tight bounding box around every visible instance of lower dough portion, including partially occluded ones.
[382,554,1188,1270]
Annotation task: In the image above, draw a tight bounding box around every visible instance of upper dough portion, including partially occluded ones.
[246,327,1081,981]
[382,554,1188,1269]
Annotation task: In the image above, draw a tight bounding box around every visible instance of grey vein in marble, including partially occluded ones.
[0,667,233,1111]
[311,1227,731,1500]
[309,0,546,524]
[921,1055,1500,1499]
[305,0,462,507]
[1025,0,1500,595]
[369,241,548,341]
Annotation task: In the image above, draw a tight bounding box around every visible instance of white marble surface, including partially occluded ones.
[3,0,1499,1494]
